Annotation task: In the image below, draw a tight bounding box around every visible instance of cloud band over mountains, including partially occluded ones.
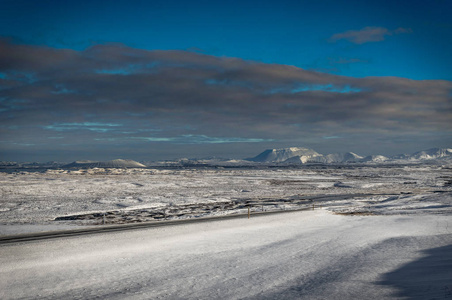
[0,39,451,159]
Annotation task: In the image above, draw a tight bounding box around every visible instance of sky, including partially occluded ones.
[0,0,451,162]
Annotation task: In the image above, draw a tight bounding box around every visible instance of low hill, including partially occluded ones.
[63,159,146,168]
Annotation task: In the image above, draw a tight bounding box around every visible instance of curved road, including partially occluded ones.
[0,207,311,245]
[0,192,397,245]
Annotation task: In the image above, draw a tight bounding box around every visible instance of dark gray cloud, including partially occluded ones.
[0,39,451,161]
[329,27,413,44]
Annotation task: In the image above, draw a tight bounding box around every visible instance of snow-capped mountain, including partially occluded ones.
[409,148,452,160]
[361,155,389,162]
[310,152,364,163]
[249,148,364,164]
[248,147,322,163]
[247,147,452,164]
[281,151,363,164]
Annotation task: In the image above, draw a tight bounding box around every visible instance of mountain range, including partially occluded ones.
[247,147,452,164]
[1,147,451,168]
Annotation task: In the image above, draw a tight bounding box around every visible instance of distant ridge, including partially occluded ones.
[410,148,452,160]
[248,147,321,163]
[63,159,146,168]
[247,147,452,164]
[309,152,363,163]
[361,155,389,163]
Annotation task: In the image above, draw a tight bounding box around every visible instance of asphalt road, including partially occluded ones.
[0,206,312,245]
[0,192,398,245]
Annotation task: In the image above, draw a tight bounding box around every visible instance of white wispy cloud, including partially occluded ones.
[329,27,412,44]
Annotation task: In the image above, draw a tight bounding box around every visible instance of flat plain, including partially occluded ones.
[0,164,451,299]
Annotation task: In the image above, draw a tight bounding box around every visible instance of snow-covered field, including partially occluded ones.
[1,210,451,299]
[0,164,451,233]
[0,164,451,299]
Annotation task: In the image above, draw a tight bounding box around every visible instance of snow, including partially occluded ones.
[0,164,451,232]
[0,210,451,299]
[0,164,451,298]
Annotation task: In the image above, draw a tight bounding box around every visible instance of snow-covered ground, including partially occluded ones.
[0,164,450,233]
[0,164,451,299]
[0,210,451,299]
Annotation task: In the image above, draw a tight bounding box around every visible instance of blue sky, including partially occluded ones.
[2,0,450,80]
[0,0,451,161]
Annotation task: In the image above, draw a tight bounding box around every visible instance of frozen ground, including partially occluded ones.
[0,164,451,234]
[0,164,451,299]
[0,210,451,299]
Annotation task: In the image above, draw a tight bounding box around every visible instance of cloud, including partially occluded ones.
[43,122,122,132]
[130,135,273,144]
[0,39,450,159]
[329,27,412,44]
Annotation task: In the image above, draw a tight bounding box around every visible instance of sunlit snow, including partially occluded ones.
[0,162,451,299]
